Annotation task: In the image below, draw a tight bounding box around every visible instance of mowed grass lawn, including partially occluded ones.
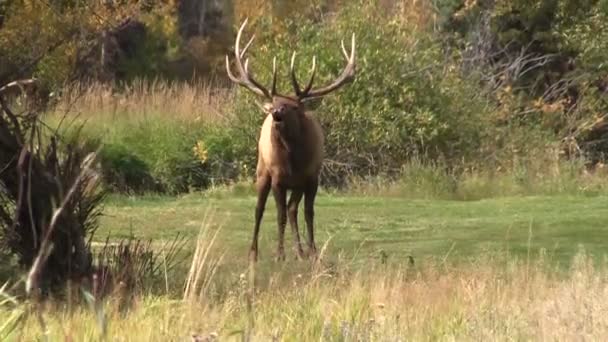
[99,191,608,269]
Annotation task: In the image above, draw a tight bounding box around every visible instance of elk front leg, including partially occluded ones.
[304,178,319,258]
[288,189,305,260]
[250,174,270,262]
[272,184,287,261]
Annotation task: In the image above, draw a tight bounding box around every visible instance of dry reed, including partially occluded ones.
[52,79,234,125]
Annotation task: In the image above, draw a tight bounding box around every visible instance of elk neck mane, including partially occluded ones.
[270,114,308,172]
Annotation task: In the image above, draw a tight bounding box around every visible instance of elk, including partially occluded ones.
[226,19,356,262]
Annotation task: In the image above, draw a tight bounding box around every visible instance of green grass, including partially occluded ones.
[99,190,608,269]
[5,191,608,340]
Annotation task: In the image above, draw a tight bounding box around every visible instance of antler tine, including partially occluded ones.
[233,19,248,76]
[341,33,355,60]
[225,18,272,98]
[302,56,316,95]
[341,39,348,60]
[351,33,356,59]
[240,35,255,59]
[300,32,356,100]
[290,51,302,96]
[225,55,240,83]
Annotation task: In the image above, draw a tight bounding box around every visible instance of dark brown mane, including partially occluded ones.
[270,114,309,181]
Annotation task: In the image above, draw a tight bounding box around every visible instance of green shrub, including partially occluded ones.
[61,116,202,194]
[443,0,608,163]
[98,144,157,193]
[70,114,256,194]
[228,0,493,185]
[110,120,202,193]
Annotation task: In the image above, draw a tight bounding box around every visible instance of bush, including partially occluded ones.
[228,0,493,185]
[443,0,608,163]
[46,78,253,194]
[98,144,157,193]
[0,96,105,293]
[72,114,255,194]
[96,120,207,194]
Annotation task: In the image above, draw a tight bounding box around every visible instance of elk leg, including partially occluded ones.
[287,189,305,260]
[272,184,287,261]
[250,174,270,262]
[304,178,319,258]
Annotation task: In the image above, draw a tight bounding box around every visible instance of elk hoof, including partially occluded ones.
[307,247,318,260]
[275,250,286,262]
[295,249,306,261]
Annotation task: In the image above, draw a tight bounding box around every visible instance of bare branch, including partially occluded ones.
[0,79,38,95]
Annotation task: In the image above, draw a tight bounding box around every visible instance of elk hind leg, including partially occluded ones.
[304,178,319,258]
[287,189,305,260]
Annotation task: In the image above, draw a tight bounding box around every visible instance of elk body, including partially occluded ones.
[226,19,356,262]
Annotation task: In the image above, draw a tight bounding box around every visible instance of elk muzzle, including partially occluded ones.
[271,108,283,121]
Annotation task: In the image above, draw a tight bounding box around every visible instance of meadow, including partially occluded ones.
[2,77,606,340]
[3,1,608,339]
[4,188,608,341]
[100,190,608,269]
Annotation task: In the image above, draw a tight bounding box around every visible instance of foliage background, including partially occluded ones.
[2,0,608,193]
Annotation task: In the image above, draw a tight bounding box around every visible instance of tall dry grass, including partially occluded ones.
[52,79,234,125]
[4,249,608,341]
[394,0,438,32]
[183,209,224,302]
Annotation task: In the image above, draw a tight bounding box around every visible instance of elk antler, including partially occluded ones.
[291,33,356,100]
[290,53,317,97]
[225,19,277,99]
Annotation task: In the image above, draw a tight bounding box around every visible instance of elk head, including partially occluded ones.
[225,18,356,262]
[225,18,356,121]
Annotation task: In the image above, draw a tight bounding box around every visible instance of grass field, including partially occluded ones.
[4,190,608,340]
[5,1,608,336]
[100,189,608,269]
[0,191,608,341]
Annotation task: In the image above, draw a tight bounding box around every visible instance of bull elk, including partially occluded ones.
[226,19,356,262]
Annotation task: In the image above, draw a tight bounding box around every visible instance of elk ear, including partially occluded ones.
[262,102,273,114]
[254,100,273,114]
[300,97,322,111]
